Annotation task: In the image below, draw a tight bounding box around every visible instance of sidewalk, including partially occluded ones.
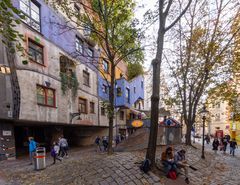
[0,144,239,185]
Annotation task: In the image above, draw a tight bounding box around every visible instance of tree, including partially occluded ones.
[0,0,24,51]
[128,62,144,80]
[49,0,144,154]
[1,0,25,119]
[164,0,240,145]
[146,0,192,167]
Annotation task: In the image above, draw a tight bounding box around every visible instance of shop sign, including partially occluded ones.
[2,130,12,136]
[132,120,143,128]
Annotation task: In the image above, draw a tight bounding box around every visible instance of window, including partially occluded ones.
[126,88,130,103]
[76,36,83,53]
[102,84,108,94]
[74,3,80,14]
[83,70,90,86]
[37,85,55,107]
[79,98,87,113]
[101,107,105,116]
[134,87,136,93]
[90,102,95,113]
[28,39,44,65]
[215,113,220,121]
[141,81,143,88]
[20,0,40,31]
[103,60,109,73]
[60,56,75,73]
[120,111,124,120]
[84,27,91,36]
[86,48,93,58]
[117,87,122,96]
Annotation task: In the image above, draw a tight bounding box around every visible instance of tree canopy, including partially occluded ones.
[128,62,144,80]
[0,0,24,52]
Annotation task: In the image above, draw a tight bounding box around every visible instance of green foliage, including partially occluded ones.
[90,0,144,63]
[100,100,114,119]
[0,0,24,52]
[128,62,144,80]
[60,72,79,98]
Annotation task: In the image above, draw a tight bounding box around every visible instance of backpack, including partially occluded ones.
[167,170,177,180]
[140,159,151,173]
[51,148,56,157]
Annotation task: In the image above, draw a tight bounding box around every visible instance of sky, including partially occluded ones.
[134,0,158,70]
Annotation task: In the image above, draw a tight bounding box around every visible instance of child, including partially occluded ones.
[51,142,61,164]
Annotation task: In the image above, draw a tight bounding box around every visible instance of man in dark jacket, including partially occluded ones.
[230,139,238,156]
[212,138,219,154]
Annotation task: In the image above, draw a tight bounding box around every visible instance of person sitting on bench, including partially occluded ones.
[174,149,190,184]
[161,147,177,176]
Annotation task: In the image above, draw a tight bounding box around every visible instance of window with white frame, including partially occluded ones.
[20,0,40,32]
[103,59,109,73]
[102,84,108,94]
[76,36,83,53]
[86,48,93,58]
[126,88,130,103]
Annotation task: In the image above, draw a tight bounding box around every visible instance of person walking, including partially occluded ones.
[102,136,108,151]
[51,142,61,164]
[222,136,228,154]
[205,135,210,144]
[230,139,238,156]
[28,137,37,165]
[174,149,190,184]
[212,138,219,154]
[59,136,69,158]
[95,136,102,152]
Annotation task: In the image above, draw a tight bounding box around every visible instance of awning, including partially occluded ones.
[129,108,147,119]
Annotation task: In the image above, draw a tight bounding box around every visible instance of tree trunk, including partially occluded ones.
[146,27,165,166]
[6,43,21,119]
[108,62,115,155]
[185,122,192,145]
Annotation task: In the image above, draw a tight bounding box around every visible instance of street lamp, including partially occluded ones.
[199,105,209,159]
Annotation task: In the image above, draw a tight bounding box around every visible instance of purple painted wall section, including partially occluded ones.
[13,0,100,70]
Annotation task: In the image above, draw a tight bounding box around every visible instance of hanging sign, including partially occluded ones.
[132,120,143,128]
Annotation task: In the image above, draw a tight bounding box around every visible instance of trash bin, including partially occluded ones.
[34,147,46,170]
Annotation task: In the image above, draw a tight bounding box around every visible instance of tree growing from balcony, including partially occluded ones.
[49,0,144,154]
[128,62,144,80]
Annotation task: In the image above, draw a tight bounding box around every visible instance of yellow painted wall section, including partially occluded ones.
[99,57,128,81]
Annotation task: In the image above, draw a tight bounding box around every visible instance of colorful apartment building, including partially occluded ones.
[0,0,144,160]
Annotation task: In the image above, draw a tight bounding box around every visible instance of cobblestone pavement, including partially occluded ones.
[0,147,162,185]
[0,144,240,185]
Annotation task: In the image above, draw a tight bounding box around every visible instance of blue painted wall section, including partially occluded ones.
[98,75,144,108]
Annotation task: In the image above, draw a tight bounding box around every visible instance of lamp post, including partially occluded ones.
[200,105,209,159]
